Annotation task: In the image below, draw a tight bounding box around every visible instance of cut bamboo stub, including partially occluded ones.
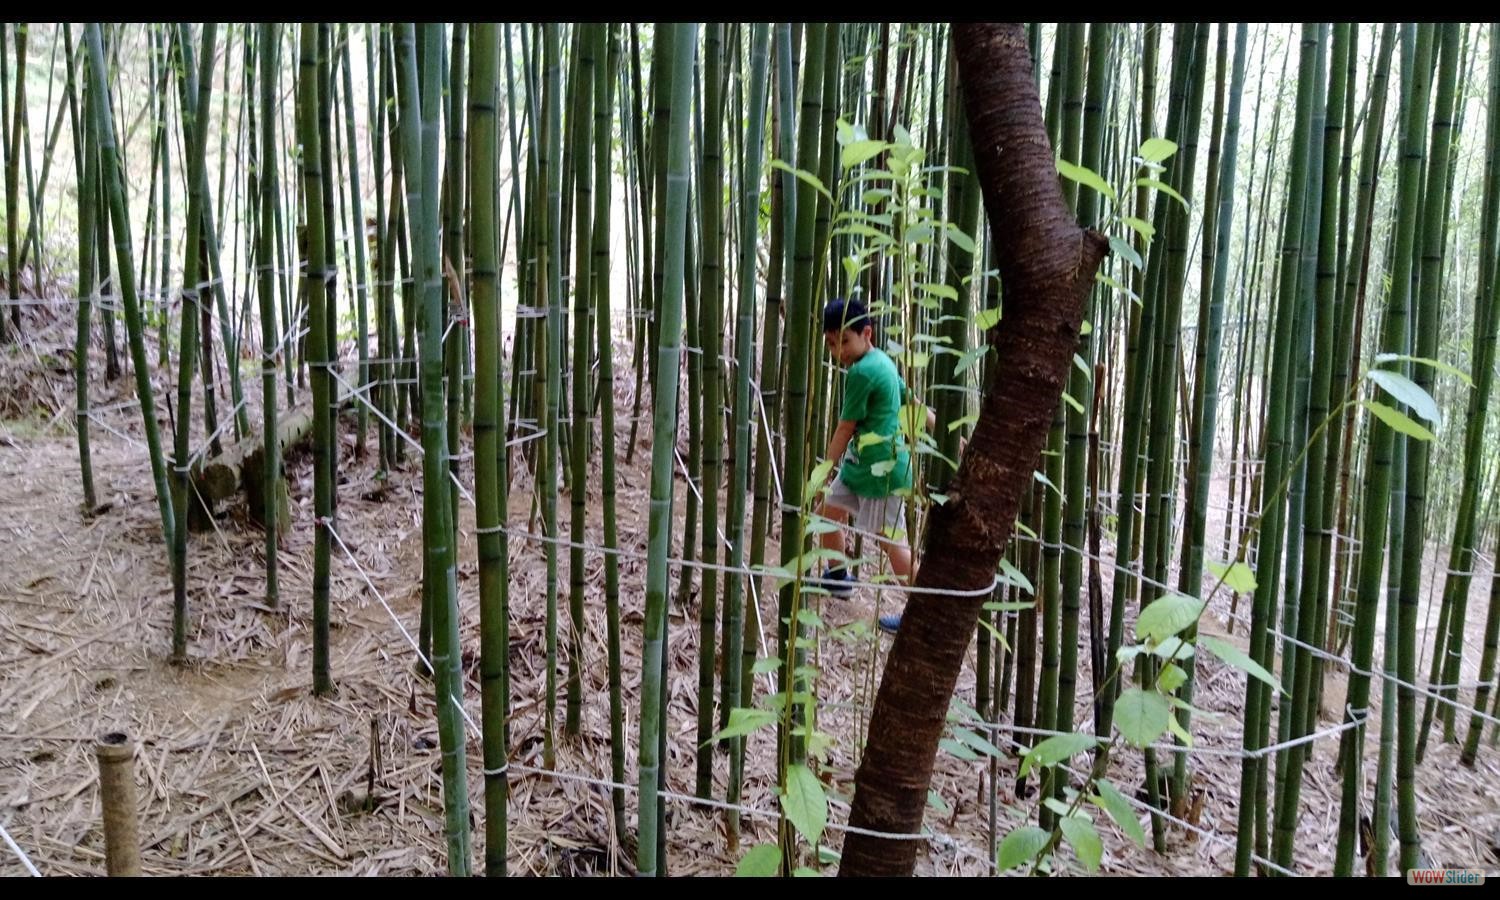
[95,731,142,876]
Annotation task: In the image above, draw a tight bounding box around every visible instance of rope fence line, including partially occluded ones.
[0,820,42,877]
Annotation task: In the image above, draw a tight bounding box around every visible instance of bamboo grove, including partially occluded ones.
[1,20,1499,878]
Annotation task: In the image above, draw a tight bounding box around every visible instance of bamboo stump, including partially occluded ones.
[95,731,141,876]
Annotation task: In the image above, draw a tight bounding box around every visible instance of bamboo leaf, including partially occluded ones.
[1000,557,1035,595]
[1199,635,1285,695]
[951,726,1005,759]
[997,826,1052,871]
[1135,176,1189,211]
[927,789,952,815]
[1060,815,1103,873]
[1109,235,1144,270]
[1034,469,1061,496]
[917,282,959,301]
[940,737,980,761]
[805,457,835,504]
[1056,157,1117,203]
[1135,593,1205,641]
[751,657,781,675]
[780,764,828,846]
[1167,710,1194,747]
[736,844,781,877]
[1114,688,1171,747]
[1061,391,1086,415]
[946,224,977,254]
[1363,399,1435,441]
[1373,352,1473,387]
[975,306,1002,330]
[1121,215,1156,240]
[1138,137,1179,163]
[1366,368,1440,425]
[769,158,832,204]
[711,707,777,743]
[955,345,991,377]
[1093,779,1147,847]
[948,414,980,433]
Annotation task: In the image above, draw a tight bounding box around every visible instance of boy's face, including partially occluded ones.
[824,325,873,368]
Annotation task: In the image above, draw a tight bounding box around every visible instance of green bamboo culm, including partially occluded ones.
[256,24,281,609]
[469,21,510,876]
[1233,22,1321,878]
[72,30,98,514]
[296,23,334,697]
[694,21,726,799]
[1395,21,1457,872]
[723,21,771,846]
[638,22,697,878]
[590,22,628,841]
[82,24,175,549]
[169,22,218,665]
[541,21,563,770]
[566,22,596,740]
[1332,22,1434,877]
[396,21,472,875]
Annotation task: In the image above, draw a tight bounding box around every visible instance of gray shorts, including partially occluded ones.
[826,476,908,541]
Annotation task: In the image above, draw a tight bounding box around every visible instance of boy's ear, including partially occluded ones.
[860,324,874,342]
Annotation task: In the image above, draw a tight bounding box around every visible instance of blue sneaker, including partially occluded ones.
[878,612,902,634]
[818,567,855,598]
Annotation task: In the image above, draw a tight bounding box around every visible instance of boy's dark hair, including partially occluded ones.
[822,297,871,335]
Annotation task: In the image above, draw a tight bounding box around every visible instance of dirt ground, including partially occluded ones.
[2,302,1498,877]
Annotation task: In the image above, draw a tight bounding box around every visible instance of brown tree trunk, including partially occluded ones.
[839,22,1108,877]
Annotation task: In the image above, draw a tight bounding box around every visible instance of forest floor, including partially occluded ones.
[2,298,1498,877]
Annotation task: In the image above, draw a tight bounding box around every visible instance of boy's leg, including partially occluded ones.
[815,485,857,597]
[815,498,849,554]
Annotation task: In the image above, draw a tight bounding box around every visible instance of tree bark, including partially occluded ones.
[839,22,1108,877]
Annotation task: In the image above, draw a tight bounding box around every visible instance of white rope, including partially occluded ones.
[0,820,41,877]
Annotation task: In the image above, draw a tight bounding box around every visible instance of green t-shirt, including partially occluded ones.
[838,346,913,498]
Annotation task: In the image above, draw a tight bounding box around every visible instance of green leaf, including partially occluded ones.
[769,158,833,204]
[974,306,1002,331]
[870,459,896,477]
[792,867,820,877]
[835,118,857,146]
[1373,352,1473,387]
[927,789,952,816]
[831,223,895,244]
[736,843,781,877]
[947,414,980,433]
[917,282,959,301]
[858,431,891,449]
[1016,520,1038,540]
[1056,157,1117,203]
[940,737,980,761]
[1135,593,1206,642]
[1097,273,1140,304]
[1020,732,1097,778]
[1157,662,1188,693]
[1060,815,1103,873]
[1043,797,1074,818]
[1207,559,1257,594]
[1093,779,1147,847]
[841,139,891,170]
[1363,399,1435,441]
[862,188,893,205]
[804,457,835,504]
[997,826,1052,871]
[1121,215,1156,241]
[1167,710,1194,747]
[1000,557,1035,595]
[1136,177,1189,212]
[712,707,777,743]
[1138,137,1179,163]
[1109,234,1144,270]
[1034,469,1061,496]
[1061,391,1086,415]
[929,491,950,506]
[951,726,1004,759]
[781,764,828,846]
[984,600,1037,614]
[954,345,990,377]
[1074,353,1093,378]
[1151,636,1195,660]
[1114,688,1172,747]
[1116,643,1146,665]
[946,225,977,255]
[751,657,781,675]
[1366,368,1440,425]
[1199,635,1285,695]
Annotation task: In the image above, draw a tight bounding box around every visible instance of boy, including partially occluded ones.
[814,298,930,634]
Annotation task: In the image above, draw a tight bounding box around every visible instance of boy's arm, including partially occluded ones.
[826,419,858,466]
[901,382,937,433]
